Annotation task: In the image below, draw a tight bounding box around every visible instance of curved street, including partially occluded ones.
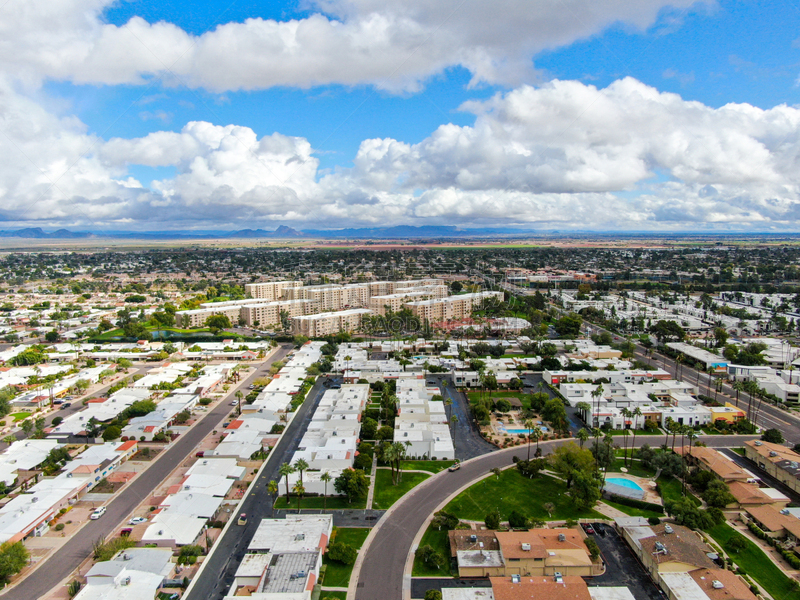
[351,434,755,600]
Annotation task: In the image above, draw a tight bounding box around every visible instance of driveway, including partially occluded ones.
[587,523,664,600]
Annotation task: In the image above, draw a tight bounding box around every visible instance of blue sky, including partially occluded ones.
[2,0,800,232]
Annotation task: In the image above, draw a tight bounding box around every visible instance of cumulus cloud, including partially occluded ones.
[4,75,800,230]
[1,0,700,91]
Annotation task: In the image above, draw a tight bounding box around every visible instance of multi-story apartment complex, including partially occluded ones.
[368,285,449,315]
[244,280,303,300]
[240,299,319,327]
[405,291,503,323]
[175,304,243,328]
[292,309,371,337]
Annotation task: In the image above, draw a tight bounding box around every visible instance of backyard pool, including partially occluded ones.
[505,426,548,434]
[605,477,644,491]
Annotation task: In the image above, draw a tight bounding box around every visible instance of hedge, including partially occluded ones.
[606,493,664,514]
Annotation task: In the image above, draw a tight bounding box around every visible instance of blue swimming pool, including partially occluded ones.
[505,426,549,434]
[605,477,643,491]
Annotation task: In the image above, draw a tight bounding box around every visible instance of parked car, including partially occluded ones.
[119,528,133,536]
[237,513,247,525]
[582,524,595,535]
[90,507,107,520]
[62,402,71,408]
[128,516,146,525]
[195,451,205,458]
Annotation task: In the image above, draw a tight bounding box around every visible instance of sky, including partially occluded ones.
[2,0,800,233]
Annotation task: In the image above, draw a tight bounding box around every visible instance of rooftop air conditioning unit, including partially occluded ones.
[712,580,724,589]
[511,575,521,584]
[521,543,531,551]
[664,524,674,534]
[470,535,478,543]
[558,534,566,542]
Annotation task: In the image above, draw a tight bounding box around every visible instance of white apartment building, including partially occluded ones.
[405,291,503,323]
[175,304,243,328]
[292,309,371,337]
[241,299,319,327]
[369,286,449,315]
[393,378,454,460]
[245,280,303,300]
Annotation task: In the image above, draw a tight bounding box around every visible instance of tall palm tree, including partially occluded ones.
[278,462,296,504]
[629,407,642,465]
[294,458,309,487]
[444,397,453,420]
[383,442,398,485]
[267,479,278,499]
[576,402,591,425]
[663,417,673,450]
[621,408,631,467]
[524,418,535,460]
[450,414,459,445]
[576,428,589,449]
[532,426,543,457]
[320,471,332,510]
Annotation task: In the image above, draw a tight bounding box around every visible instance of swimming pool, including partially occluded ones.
[504,426,549,434]
[605,477,643,491]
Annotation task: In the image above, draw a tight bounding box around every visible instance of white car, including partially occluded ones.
[128,516,146,525]
[90,507,107,520]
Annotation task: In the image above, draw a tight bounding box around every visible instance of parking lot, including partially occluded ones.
[586,522,665,600]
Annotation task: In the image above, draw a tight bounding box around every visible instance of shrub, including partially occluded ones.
[508,510,529,529]
[584,537,600,560]
[55,523,65,531]
[607,493,664,514]
[327,541,357,565]
[424,591,443,600]
[178,545,203,565]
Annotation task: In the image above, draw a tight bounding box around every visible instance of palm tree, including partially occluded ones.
[524,418,535,460]
[621,408,631,467]
[590,384,604,453]
[235,390,243,416]
[629,407,642,465]
[294,458,309,487]
[450,414,459,447]
[292,481,305,512]
[267,479,278,499]
[344,355,352,376]
[576,427,590,449]
[320,471,332,510]
[444,397,453,420]
[278,462,296,504]
[383,442,398,485]
[663,417,673,449]
[576,402,591,425]
[531,426,543,457]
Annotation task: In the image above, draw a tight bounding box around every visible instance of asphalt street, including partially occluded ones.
[1,346,293,600]
[352,434,755,600]
[442,383,496,461]
[184,372,335,600]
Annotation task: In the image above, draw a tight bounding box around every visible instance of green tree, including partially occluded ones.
[328,541,357,564]
[484,509,501,530]
[702,480,736,509]
[0,541,28,584]
[415,545,444,570]
[554,313,582,337]
[102,425,122,441]
[549,442,596,489]
[425,591,443,600]
[320,471,332,509]
[334,468,369,504]
[205,314,232,333]
[279,462,296,503]
[762,428,784,444]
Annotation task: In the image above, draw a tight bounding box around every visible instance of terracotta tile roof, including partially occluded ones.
[688,568,758,600]
[745,440,800,464]
[490,576,590,600]
[745,505,800,538]
[639,523,715,570]
[676,445,749,481]
[496,532,547,559]
[115,440,137,452]
[727,482,775,506]
[227,420,244,430]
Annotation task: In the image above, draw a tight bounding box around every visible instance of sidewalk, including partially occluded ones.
[366,454,378,509]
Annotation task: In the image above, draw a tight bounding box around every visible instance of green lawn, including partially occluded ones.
[467,391,531,411]
[372,470,430,509]
[319,592,347,600]
[10,412,31,422]
[707,523,800,600]
[608,457,657,479]
[602,498,663,519]
[730,447,746,456]
[657,476,700,506]
[322,528,370,588]
[445,469,604,522]
[412,525,453,577]
[401,460,456,473]
[604,428,661,436]
[273,492,368,510]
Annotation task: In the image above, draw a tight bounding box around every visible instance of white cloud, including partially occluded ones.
[0,0,701,92]
[4,75,800,231]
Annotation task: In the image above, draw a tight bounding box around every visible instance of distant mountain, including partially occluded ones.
[228,225,303,238]
[0,227,93,239]
[299,225,531,238]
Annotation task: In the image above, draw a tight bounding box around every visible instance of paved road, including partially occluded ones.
[184,373,337,600]
[1,346,293,600]
[444,384,495,461]
[352,435,753,600]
